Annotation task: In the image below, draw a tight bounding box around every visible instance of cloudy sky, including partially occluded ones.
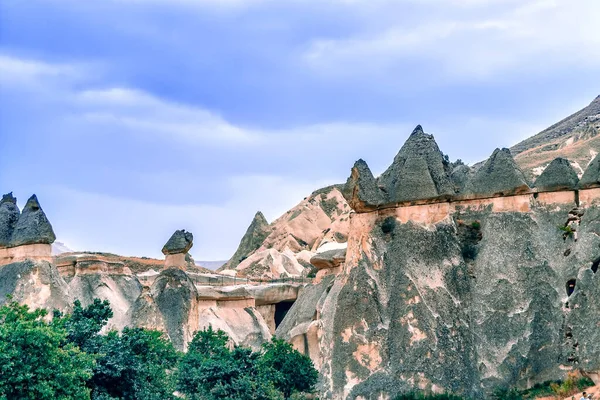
[1,0,599,260]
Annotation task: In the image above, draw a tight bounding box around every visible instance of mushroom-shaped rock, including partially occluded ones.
[534,157,579,192]
[161,230,193,255]
[579,153,600,189]
[0,193,20,247]
[465,148,530,197]
[378,125,454,203]
[10,195,56,247]
[310,248,346,270]
[342,159,387,212]
[220,211,270,271]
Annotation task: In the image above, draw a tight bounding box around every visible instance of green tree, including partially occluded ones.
[0,299,95,400]
[260,338,318,398]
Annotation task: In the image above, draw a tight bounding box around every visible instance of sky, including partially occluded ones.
[0,0,599,260]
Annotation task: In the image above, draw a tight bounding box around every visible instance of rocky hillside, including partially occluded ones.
[219,185,351,279]
[512,95,600,181]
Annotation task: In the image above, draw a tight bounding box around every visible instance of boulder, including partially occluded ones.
[378,125,455,203]
[161,230,193,255]
[579,152,600,189]
[220,211,270,271]
[10,195,56,247]
[451,164,472,193]
[534,157,579,192]
[465,148,530,197]
[0,193,20,247]
[342,159,387,212]
[310,248,346,270]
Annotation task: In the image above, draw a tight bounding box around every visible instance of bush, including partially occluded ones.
[393,393,463,400]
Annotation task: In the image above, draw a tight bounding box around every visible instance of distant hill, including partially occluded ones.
[196,260,227,271]
[511,95,600,181]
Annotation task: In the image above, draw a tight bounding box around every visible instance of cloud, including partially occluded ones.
[304,0,600,79]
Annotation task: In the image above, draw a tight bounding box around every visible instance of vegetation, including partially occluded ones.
[492,373,595,399]
[559,224,575,238]
[0,298,318,400]
[394,393,463,400]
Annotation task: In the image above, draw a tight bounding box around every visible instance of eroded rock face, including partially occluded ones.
[0,193,20,247]
[378,125,455,203]
[151,268,199,351]
[287,201,600,399]
[221,211,271,271]
[465,148,530,197]
[534,157,580,192]
[579,153,600,189]
[10,195,56,247]
[310,249,346,270]
[162,230,193,255]
[342,160,387,212]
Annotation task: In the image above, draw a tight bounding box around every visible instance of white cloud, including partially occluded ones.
[304,0,600,79]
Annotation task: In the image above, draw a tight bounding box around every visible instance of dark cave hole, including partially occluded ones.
[592,257,600,273]
[381,217,396,234]
[566,279,577,297]
[274,301,295,329]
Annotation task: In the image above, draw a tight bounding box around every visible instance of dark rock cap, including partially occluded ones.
[465,148,530,197]
[10,194,56,247]
[0,193,20,247]
[534,157,579,192]
[377,125,454,203]
[342,159,387,212]
[310,248,346,270]
[220,211,270,271]
[162,230,193,255]
[579,152,600,189]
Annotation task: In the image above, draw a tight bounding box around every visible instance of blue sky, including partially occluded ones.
[1,0,599,260]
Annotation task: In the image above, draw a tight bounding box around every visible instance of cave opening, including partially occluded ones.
[566,279,577,297]
[592,257,599,274]
[274,301,295,329]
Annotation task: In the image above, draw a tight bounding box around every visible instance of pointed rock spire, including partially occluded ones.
[0,193,20,247]
[220,211,271,271]
[377,125,454,202]
[534,158,579,192]
[10,194,56,247]
[162,230,193,255]
[342,159,387,212]
[579,152,600,189]
[465,148,530,197]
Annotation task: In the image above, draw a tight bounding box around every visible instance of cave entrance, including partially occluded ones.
[274,301,295,329]
[592,257,599,274]
[566,279,576,297]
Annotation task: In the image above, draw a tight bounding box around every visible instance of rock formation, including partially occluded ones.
[220,211,271,271]
[465,148,530,197]
[162,229,194,269]
[534,157,580,192]
[0,193,20,247]
[579,152,600,189]
[378,125,455,203]
[342,160,386,212]
[10,194,56,247]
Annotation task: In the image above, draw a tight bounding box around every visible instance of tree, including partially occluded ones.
[260,338,318,398]
[0,299,95,400]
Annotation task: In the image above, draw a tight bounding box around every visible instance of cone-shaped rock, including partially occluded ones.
[0,193,20,247]
[10,195,56,247]
[378,125,454,203]
[451,165,472,193]
[465,148,530,197]
[220,211,270,271]
[342,159,387,212]
[534,158,579,192]
[162,230,193,255]
[579,152,600,189]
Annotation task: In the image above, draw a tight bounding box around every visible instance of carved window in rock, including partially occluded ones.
[566,279,576,297]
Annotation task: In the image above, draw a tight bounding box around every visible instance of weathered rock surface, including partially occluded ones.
[534,157,580,191]
[10,195,56,247]
[0,193,20,247]
[221,211,271,271]
[579,152,600,188]
[465,148,530,197]
[310,249,346,270]
[342,160,387,212]
[378,125,455,203]
[161,230,193,255]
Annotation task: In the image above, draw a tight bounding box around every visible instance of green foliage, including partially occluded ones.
[559,224,575,237]
[178,328,317,400]
[0,299,95,400]
[393,393,463,400]
[492,374,596,400]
